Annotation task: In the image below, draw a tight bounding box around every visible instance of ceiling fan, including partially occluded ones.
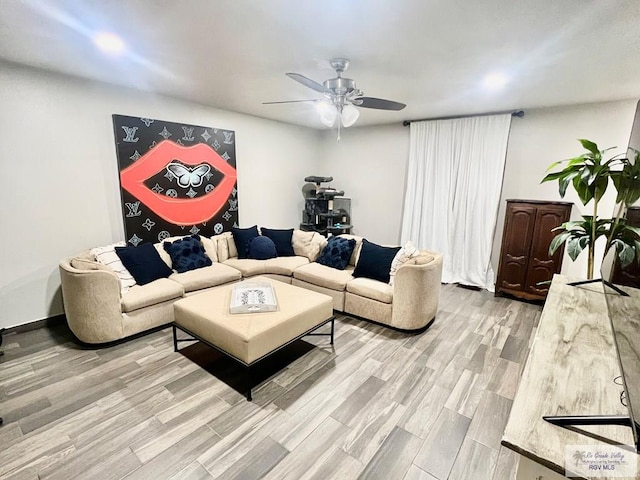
[264,58,406,139]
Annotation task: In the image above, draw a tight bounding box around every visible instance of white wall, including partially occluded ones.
[492,99,638,279]
[627,101,640,153]
[0,62,322,329]
[318,124,410,245]
[2,60,637,329]
[317,100,637,282]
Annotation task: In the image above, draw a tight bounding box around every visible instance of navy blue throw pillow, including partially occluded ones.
[249,236,278,260]
[260,228,295,256]
[115,242,173,285]
[163,235,212,274]
[316,236,356,270]
[353,239,401,283]
[231,225,259,259]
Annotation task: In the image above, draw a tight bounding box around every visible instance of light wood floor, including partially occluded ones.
[0,284,541,480]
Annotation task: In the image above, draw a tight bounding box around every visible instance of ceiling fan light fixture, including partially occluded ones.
[269,58,406,136]
[317,101,338,127]
[341,104,360,127]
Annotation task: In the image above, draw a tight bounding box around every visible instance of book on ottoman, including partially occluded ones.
[230,281,278,314]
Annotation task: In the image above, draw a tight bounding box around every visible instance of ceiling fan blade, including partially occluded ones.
[354,97,406,111]
[286,73,331,95]
[262,99,319,105]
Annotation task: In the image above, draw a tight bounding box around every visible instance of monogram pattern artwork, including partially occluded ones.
[112,115,238,245]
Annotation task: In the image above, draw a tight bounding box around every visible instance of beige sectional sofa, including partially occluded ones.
[59,230,442,344]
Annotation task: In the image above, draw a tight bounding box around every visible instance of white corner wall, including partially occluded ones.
[318,100,638,283]
[492,99,638,279]
[0,62,322,329]
[2,60,637,329]
[627,101,640,152]
[317,124,410,245]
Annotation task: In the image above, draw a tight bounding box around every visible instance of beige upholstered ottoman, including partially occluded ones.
[172,276,334,400]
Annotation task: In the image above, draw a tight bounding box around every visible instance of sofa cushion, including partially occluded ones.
[248,236,277,260]
[353,239,401,284]
[231,226,259,259]
[316,236,356,270]
[389,241,420,286]
[115,243,173,286]
[163,235,213,273]
[261,228,295,256]
[169,263,241,293]
[261,256,309,276]
[90,242,137,294]
[121,278,184,313]
[293,262,354,291]
[292,230,326,261]
[200,235,219,263]
[223,258,267,277]
[71,257,110,272]
[346,277,394,304]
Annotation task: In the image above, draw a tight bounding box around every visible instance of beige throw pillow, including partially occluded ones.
[90,242,137,295]
[292,230,326,261]
[389,241,420,286]
[212,232,233,262]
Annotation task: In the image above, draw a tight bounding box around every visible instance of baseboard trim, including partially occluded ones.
[3,314,66,335]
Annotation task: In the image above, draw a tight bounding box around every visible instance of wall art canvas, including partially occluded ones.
[112,115,238,246]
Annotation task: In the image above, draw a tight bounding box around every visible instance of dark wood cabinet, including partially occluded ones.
[496,199,572,301]
[611,206,640,288]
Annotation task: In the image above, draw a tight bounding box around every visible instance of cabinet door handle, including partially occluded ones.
[506,254,526,264]
[531,257,553,267]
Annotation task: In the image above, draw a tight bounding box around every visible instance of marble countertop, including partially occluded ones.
[502,274,639,479]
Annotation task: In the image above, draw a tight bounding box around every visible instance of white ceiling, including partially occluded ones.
[1,0,639,128]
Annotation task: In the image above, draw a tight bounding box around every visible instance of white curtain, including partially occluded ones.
[400,114,512,291]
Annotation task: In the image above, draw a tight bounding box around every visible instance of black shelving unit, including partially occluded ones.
[300,176,352,236]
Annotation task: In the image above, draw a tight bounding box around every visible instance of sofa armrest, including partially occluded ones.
[392,250,443,330]
[59,257,125,343]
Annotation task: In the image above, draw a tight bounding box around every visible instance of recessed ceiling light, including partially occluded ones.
[93,32,126,56]
[483,72,509,90]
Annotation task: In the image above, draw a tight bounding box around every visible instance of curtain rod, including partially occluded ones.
[402,109,524,127]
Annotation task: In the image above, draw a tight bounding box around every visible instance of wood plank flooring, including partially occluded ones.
[0,285,541,479]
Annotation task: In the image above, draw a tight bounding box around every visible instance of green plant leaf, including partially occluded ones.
[541,171,566,183]
[579,139,599,155]
[562,220,588,232]
[578,235,590,249]
[593,175,609,203]
[613,239,634,268]
[542,141,639,276]
[581,165,594,184]
[572,175,593,205]
[549,231,571,255]
[559,172,580,197]
[625,225,640,239]
[568,155,588,167]
[544,161,564,173]
[567,236,586,261]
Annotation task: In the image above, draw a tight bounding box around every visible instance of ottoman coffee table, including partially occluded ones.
[172,276,334,400]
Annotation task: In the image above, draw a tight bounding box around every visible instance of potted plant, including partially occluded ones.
[541,139,640,279]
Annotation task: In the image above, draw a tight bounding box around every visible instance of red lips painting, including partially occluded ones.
[112,115,238,246]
